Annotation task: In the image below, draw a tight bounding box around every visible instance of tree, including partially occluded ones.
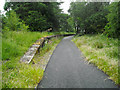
[4,2,62,31]
[2,10,29,32]
[104,2,120,38]
[59,13,69,31]
[69,2,86,33]
[69,2,109,34]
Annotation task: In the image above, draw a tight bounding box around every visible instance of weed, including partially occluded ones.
[72,34,119,85]
[2,31,63,88]
[92,41,103,49]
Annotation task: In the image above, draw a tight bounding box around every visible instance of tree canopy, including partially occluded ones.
[4,2,62,31]
[3,1,119,38]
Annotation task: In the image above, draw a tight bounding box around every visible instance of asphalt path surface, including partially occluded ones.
[37,36,118,88]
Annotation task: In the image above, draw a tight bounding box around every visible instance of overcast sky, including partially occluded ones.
[59,0,71,14]
[0,0,5,12]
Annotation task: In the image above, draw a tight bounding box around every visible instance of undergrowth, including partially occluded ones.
[2,31,62,88]
[32,37,62,69]
[72,34,119,85]
[2,31,54,61]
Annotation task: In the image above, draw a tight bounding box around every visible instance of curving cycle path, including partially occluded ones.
[37,36,118,88]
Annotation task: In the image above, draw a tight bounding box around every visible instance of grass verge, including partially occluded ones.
[72,34,119,85]
[0,32,2,89]
[2,31,54,61]
[32,37,62,79]
[2,31,62,88]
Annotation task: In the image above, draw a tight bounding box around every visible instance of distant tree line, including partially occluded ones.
[68,2,120,38]
[3,2,62,31]
[2,1,119,38]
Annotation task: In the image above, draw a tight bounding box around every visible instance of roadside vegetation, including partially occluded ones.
[1,4,70,88]
[2,31,53,88]
[2,31,54,61]
[32,37,62,78]
[2,32,62,88]
[69,2,119,85]
[1,1,119,88]
[0,32,1,89]
[72,34,119,85]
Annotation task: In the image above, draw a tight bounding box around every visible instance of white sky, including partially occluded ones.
[0,0,5,13]
[59,0,71,14]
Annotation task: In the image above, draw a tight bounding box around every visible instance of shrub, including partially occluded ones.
[3,10,29,32]
[104,2,119,38]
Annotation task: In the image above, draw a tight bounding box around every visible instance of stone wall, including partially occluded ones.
[20,34,75,64]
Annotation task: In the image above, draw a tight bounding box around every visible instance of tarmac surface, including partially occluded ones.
[37,36,118,88]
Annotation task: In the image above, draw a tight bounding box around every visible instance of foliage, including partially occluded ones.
[69,2,119,38]
[59,13,74,32]
[69,2,109,34]
[104,2,119,38]
[2,31,54,61]
[2,10,29,32]
[2,31,62,88]
[68,2,86,33]
[2,63,44,88]
[33,37,62,64]
[67,17,75,32]
[4,2,62,31]
[59,13,69,31]
[72,34,118,85]
[2,31,63,88]
[2,1,119,88]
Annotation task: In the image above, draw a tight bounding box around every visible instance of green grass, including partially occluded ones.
[0,32,2,89]
[32,37,62,70]
[2,31,63,88]
[2,63,44,88]
[72,34,119,85]
[2,31,54,61]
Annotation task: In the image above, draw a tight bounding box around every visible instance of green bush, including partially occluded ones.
[3,10,29,32]
[104,2,119,38]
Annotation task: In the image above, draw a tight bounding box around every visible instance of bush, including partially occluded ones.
[104,2,119,38]
[3,10,29,32]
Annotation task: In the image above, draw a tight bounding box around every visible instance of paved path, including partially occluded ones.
[37,36,118,88]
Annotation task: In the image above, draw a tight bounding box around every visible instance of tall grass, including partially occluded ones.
[32,37,62,69]
[2,31,56,88]
[3,63,44,88]
[72,34,119,85]
[0,32,2,89]
[2,31,54,61]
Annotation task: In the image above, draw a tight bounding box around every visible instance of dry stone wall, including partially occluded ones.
[20,34,75,64]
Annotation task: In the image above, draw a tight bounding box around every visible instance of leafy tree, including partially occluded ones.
[69,2,109,34]
[0,10,2,32]
[69,2,86,33]
[59,13,69,31]
[4,2,62,31]
[2,10,29,32]
[67,17,75,32]
[104,2,119,38]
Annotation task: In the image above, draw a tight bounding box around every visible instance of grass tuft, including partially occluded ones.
[2,31,63,88]
[72,34,119,85]
[92,41,103,49]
